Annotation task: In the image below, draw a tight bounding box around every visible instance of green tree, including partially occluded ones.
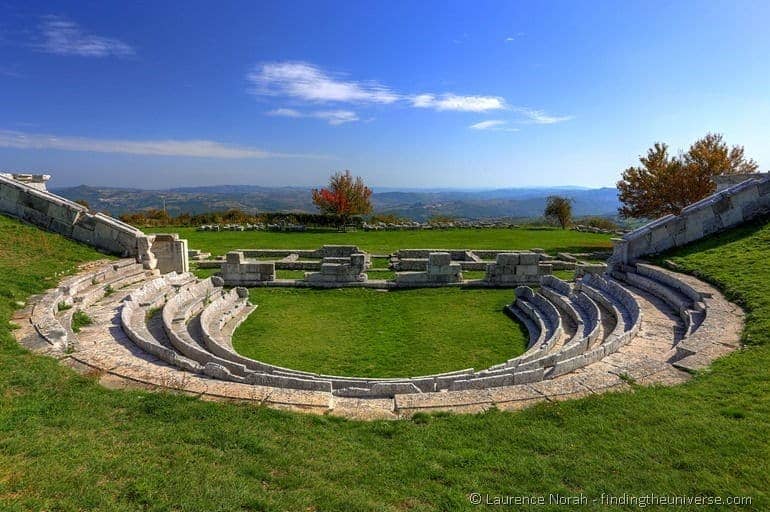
[544,196,573,229]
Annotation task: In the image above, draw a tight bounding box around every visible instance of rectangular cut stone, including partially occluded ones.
[518,252,540,265]
[428,252,451,266]
[496,253,519,266]
[515,264,539,275]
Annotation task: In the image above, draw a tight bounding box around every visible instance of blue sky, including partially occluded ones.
[1,0,768,189]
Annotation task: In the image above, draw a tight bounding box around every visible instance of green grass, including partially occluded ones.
[70,311,93,333]
[146,226,612,256]
[370,257,391,269]
[233,288,526,377]
[190,264,219,279]
[276,269,305,280]
[2,213,770,510]
[552,269,576,282]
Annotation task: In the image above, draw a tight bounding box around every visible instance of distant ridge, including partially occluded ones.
[53,185,620,221]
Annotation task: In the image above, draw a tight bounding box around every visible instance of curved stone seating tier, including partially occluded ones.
[610,263,705,337]
[13,258,743,419]
[120,273,205,373]
[161,278,252,381]
[30,259,151,351]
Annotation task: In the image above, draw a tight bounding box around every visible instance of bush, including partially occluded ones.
[581,217,619,231]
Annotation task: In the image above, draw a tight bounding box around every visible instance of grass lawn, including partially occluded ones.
[146,226,612,256]
[232,288,526,377]
[2,213,769,511]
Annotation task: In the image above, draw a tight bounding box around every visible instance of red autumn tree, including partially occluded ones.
[311,170,373,225]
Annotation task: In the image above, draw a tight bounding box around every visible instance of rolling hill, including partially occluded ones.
[53,184,621,221]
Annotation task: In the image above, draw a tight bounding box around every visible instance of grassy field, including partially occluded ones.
[146,226,612,256]
[233,288,527,377]
[2,213,770,511]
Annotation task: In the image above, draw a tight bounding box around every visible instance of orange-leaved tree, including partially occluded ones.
[311,170,373,226]
[617,133,758,219]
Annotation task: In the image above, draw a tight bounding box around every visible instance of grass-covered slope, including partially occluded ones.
[146,225,612,256]
[1,213,769,511]
[233,288,527,377]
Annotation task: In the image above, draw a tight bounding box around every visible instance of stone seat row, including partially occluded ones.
[110,270,646,397]
[606,262,725,371]
[444,272,642,390]
[46,257,718,399]
[32,259,150,351]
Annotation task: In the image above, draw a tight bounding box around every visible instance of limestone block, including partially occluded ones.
[518,252,540,265]
[515,264,539,275]
[718,205,745,227]
[350,253,366,268]
[496,253,519,266]
[227,252,245,264]
[428,252,451,267]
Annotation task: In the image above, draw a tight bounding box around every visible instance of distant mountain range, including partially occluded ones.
[53,184,621,221]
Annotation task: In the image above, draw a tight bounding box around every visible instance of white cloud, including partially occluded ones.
[266,108,359,125]
[311,110,359,125]
[249,61,506,113]
[504,32,525,43]
[411,93,506,112]
[267,108,303,118]
[248,61,399,104]
[469,120,519,132]
[469,120,506,130]
[0,130,324,159]
[513,107,573,124]
[37,15,134,57]
[250,61,567,127]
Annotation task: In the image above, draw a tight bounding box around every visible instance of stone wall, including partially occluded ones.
[150,234,189,274]
[610,174,770,266]
[220,251,276,285]
[714,172,770,192]
[395,252,462,286]
[305,254,367,286]
[0,173,188,274]
[484,252,551,285]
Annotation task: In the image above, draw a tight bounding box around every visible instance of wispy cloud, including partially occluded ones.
[267,108,359,125]
[250,61,506,114]
[0,130,325,159]
[312,110,359,125]
[513,107,573,124]
[267,108,303,118]
[252,61,566,125]
[470,120,505,130]
[248,61,399,104]
[36,15,134,57]
[504,32,525,43]
[469,120,519,132]
[412,94,506,112]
